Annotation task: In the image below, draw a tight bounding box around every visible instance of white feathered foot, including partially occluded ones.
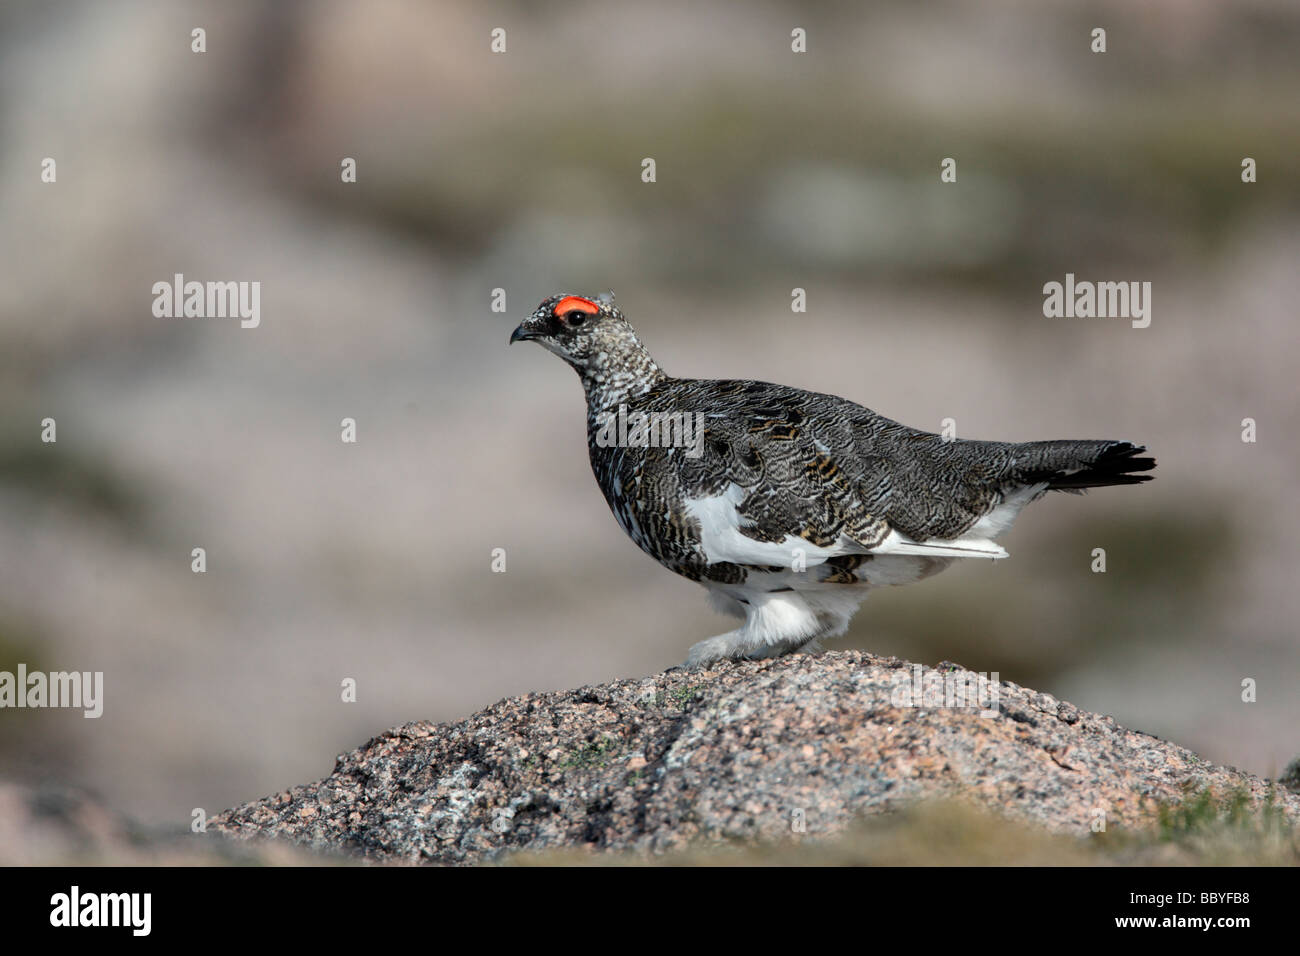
[685,586,867,667]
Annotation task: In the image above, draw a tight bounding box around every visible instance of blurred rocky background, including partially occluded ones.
[0,0,1297,828]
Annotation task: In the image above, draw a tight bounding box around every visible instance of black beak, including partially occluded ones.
[509,325,535,345]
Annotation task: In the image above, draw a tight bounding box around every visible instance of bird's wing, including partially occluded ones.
[636,379,1014,567]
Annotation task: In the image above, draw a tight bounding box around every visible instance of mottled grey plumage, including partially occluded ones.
[511,292,1155,666]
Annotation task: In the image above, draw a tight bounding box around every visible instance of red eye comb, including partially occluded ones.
[553,296,599,316]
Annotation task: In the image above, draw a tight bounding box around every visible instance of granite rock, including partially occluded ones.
[208,651,1298,864]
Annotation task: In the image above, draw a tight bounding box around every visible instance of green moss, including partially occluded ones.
[556,735,623,771]
[655,684,703,712]
[1089,784,1300,865]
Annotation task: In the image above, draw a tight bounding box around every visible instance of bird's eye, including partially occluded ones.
[564,310,588,326]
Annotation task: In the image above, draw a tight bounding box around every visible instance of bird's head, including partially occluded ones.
[509,291,638,372]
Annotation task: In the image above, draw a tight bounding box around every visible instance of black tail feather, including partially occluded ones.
[1016,440,1156,492]
[1044,442,1156,491]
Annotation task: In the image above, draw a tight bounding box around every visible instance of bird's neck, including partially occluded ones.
[579,345,666,416]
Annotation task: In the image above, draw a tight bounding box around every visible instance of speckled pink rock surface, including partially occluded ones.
[208,652,1298,864]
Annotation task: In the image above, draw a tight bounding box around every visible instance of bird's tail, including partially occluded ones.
[1014,440,1156,492]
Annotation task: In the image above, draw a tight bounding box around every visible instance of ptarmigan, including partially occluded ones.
[511,292,1155,667]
